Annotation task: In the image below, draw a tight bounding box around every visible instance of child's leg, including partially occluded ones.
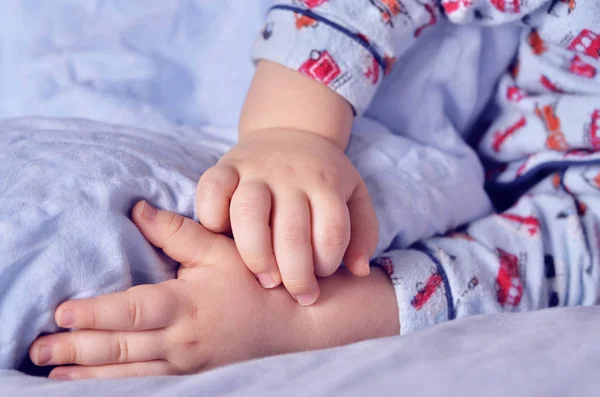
[376,171,600,334]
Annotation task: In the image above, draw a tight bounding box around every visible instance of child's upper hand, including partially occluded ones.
[196,129,379,305]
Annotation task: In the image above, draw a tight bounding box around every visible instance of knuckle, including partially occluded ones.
[167,213,185,240]
[280,225,308,247]
[282,277,314,292]
[114,335,129,363]
[281,164,299,176]
[234,187,269,220]
[317,224,349,248]
[127,298,142,329]
[182,340,200,352]
[199,165,237,196]
[242,255,269,270]
[234,199,260,222]
[197,177,222,202]
[68,342,78,364]
[316,168,339,187]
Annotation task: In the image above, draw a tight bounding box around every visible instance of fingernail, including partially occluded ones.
[296,294,316,306]
[364,257,371,275]
[141,201,157,220]
[52,374,72,381]
[59,310,75,328]
[257,273,277,288]
[36,346,52,365]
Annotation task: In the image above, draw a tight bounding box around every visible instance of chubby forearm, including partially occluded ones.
[306,267,400,349]
[269,266,400,355]
[239,60,353,149]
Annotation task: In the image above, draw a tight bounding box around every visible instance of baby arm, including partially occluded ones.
[196,61,379,306]
[29,201,398,379]
[240,60,354,149]
[195,0,443,304]
[196,0,542,304]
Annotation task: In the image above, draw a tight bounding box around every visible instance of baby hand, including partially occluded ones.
[196,129,378,305]
[29,202,309,379]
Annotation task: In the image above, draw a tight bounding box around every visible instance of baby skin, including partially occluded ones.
[195,61,379,305]
[29,201,399,379]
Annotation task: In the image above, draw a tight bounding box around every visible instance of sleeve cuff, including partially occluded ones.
[251,7,387,116]
[374,244,455,335]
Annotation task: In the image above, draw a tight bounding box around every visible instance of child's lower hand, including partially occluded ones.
[29,201,309,379]
[196,129,379,305]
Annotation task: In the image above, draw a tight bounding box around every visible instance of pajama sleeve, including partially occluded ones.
[251,0,548,116]
[375,179,600,334]
[372,0,600,334]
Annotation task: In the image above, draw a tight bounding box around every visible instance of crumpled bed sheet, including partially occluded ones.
[1,1,595,396]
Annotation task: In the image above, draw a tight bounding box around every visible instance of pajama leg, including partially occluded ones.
[376,170,600,334]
